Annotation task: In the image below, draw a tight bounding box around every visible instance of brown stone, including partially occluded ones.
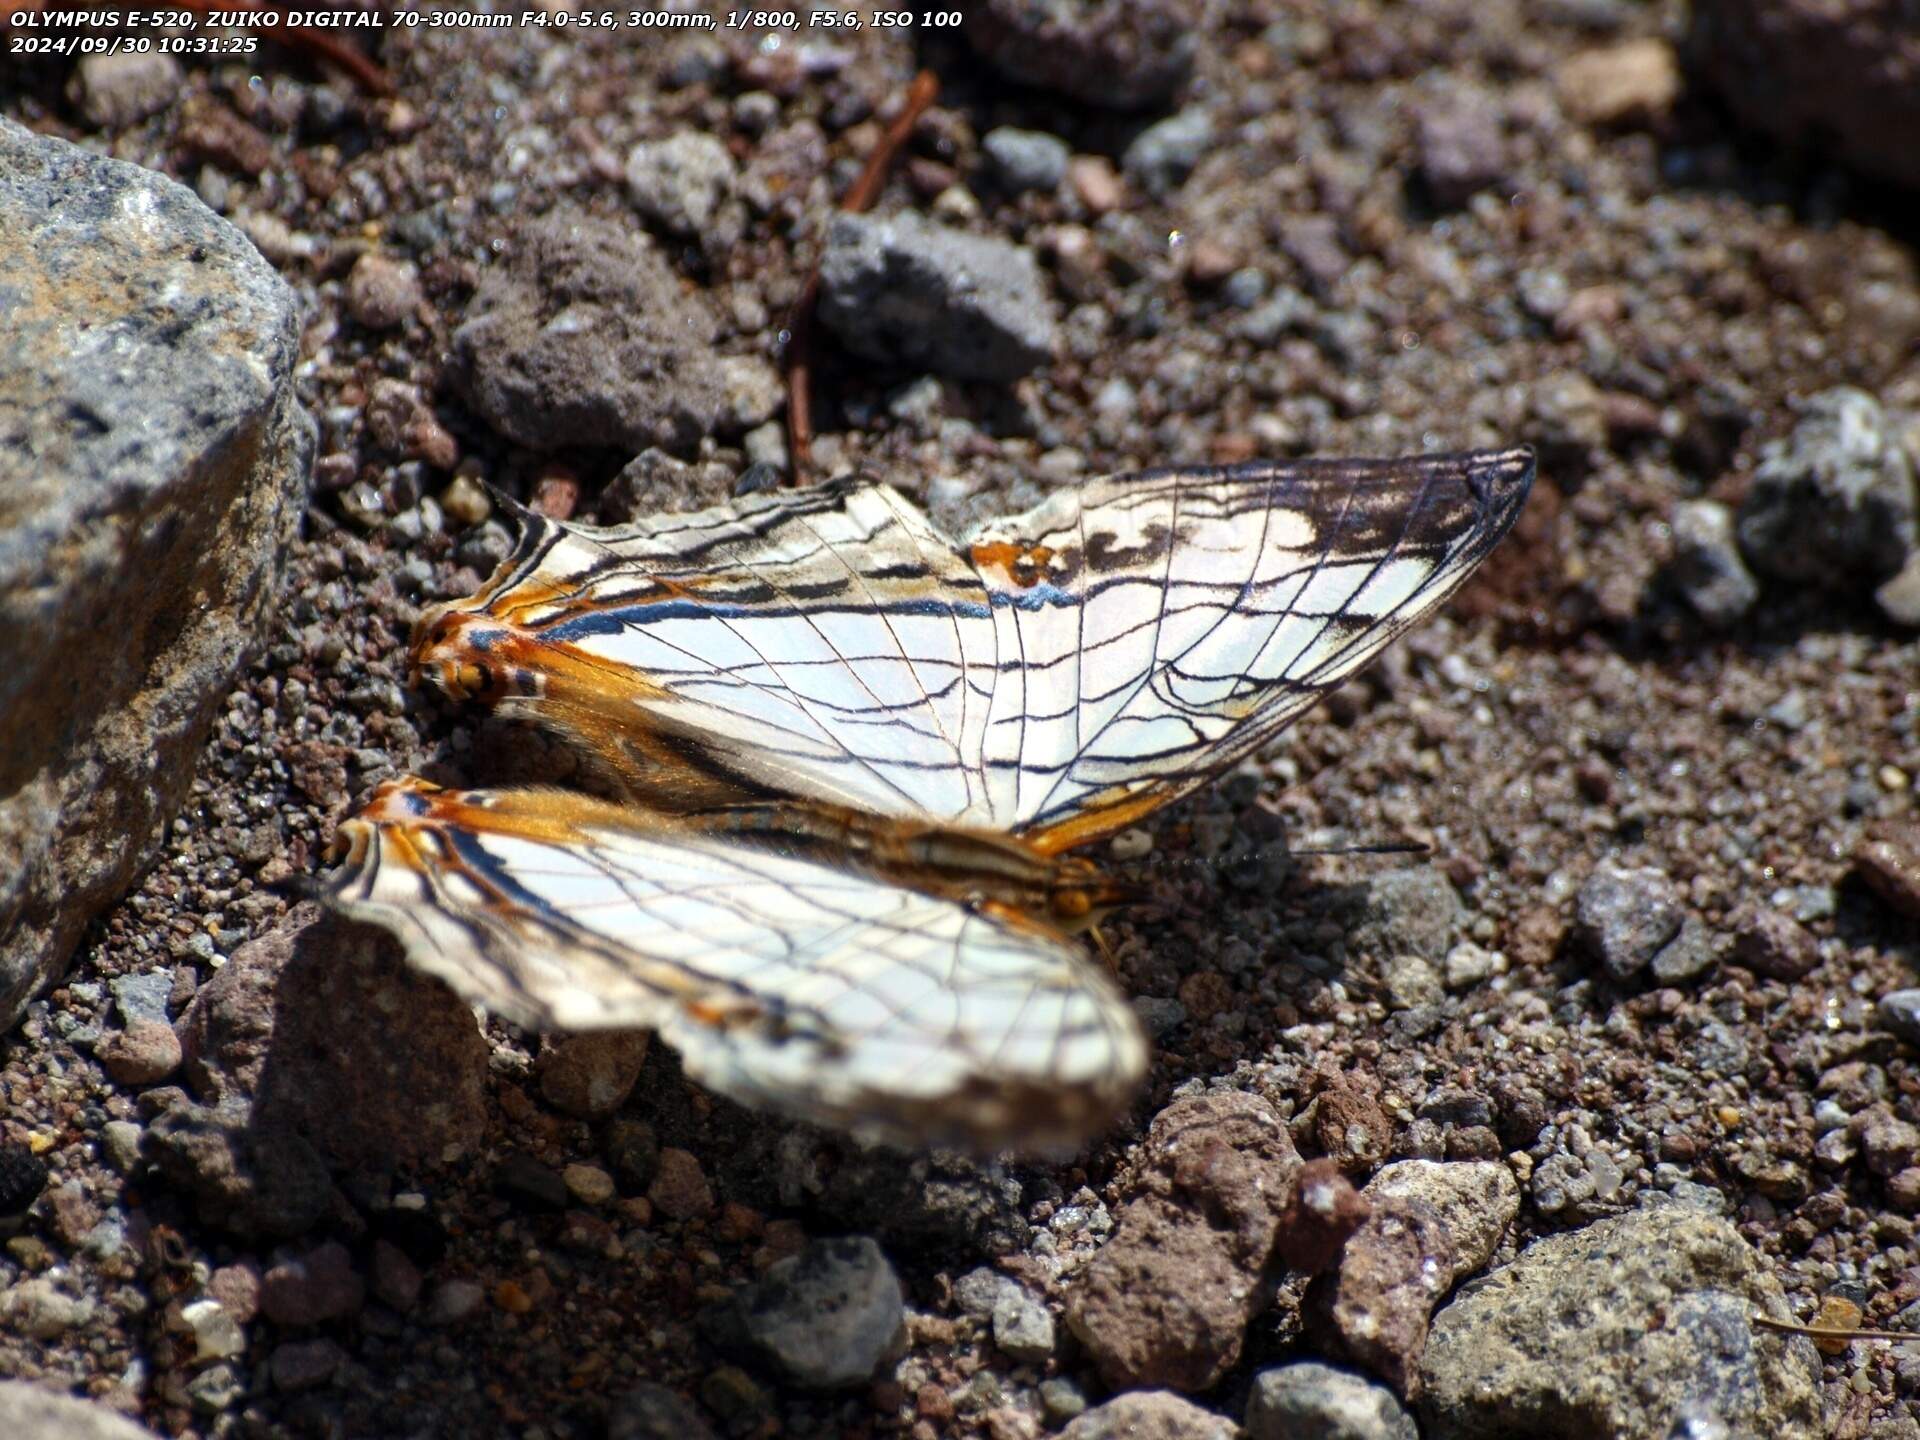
[1065,1093,1300,1392]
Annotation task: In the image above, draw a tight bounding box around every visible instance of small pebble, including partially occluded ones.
[439,473,492,529]
[344,253,422,330]
[100,1120,144,1175]
[1555,38,1680,126]
[178,1299,246,1362]
[563,1163,616,1207]
[983,126,1070,192]
[1857,823,1920,919]
[426,1279,486,1325]
[493,1152,570,1214]
[1877,991,1920,1049]
[260,1242,365,1326]
[271,1338,346,1391]
[649,1147,714,1220]
[1571,864,1682,981]
[96,1019,183,1085]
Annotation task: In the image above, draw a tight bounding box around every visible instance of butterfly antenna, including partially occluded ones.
[1287,840,1432,858]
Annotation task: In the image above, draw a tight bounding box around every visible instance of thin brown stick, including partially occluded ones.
[1752,1316,1920,1345]
[165,0,394,96]
[783,69,940,486]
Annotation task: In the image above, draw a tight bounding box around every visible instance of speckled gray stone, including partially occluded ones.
[0,118,312,1029]
[1418,1205,1823,1440]
[817,211,1056,383]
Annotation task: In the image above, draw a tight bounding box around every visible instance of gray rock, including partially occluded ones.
[1417,91,1508,206]
[609,1383,720,1440]
[1040,1376,1090,1426]
[0,1382,165,1440]
[1877,989,1920,1048]
[1348,868,1464,964]
[1246,1362,1418,1440]
[1529,369,1609,464]
[1362,1160,1520,1281]
[1667,499,1760,626]
[965,0,1199,110]
[2,1279,96,1340]
[1876,548,1920,626]
[983,126,1071,192]
[426,1279,485,1325]
[1736,388,1917,591]
[625,131,742,245]
[1690,0,1920,190]
[1061,1391,1237,1440]
[1418,1205,1824,1440]
[727,1237,905,1388]
[109,970,175,1026]
[816,211,1056,383]
[70,51,182,129]
[0,119,313,1029]
[1573,864,1684,981]
[269,1337,345,1391]
[954,1266,1021,1319]
[993,1286,1057,1363]
[100,1120,145,1175]
[451,204,724,452]
[715,355,784,433]
[1122,108,1215,198]
[1648,916,1718,984]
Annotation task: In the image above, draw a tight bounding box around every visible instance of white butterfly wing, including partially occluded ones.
[415,448,1532,848]
[971,448,1535,849]
[321,780,1145,1150]
[419,479,1001,821]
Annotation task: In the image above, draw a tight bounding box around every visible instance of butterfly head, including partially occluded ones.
[410,605,546,706]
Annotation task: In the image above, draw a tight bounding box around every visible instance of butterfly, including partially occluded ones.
[321,447,1535,1150]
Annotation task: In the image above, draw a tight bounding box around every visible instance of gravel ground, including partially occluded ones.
[4,2,1920,1437]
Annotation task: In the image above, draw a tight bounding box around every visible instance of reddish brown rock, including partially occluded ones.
[649,1148,714,1221]
[1856,821,1920,920]
[1316,1199,1456,1397]
[1273,1159,1371,1276]
[97,1018,183,1085]
[176,905,488,1171]
[1728,906,1819,981]
[1066,1092,1300,1392]
[537,1030,651,1118]
[261,1241,365,1327]
[1304,1070,1394,1174]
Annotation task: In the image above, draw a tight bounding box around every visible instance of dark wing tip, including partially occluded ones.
[1453,445,1536,529]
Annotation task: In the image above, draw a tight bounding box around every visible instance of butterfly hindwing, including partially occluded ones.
[322,778,1146,1149]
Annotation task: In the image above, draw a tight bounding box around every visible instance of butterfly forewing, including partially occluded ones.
[420,479,1002,819]
[416,448,1532,849]
[323,778,1146,1149]
[976,448,1535,849]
